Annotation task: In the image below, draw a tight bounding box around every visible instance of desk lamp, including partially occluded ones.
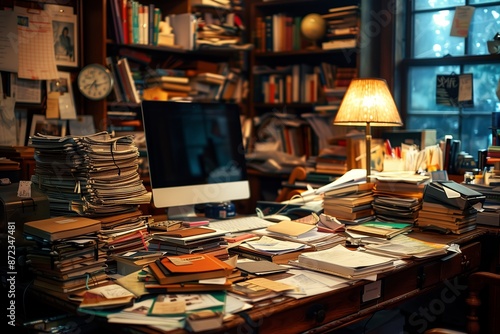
[333,78,403,180]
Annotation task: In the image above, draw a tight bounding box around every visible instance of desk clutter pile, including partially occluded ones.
[17,168,495,332]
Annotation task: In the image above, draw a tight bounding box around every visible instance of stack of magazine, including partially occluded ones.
[29,132,152,216]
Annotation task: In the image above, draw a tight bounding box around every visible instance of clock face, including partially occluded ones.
[77,64,114,100]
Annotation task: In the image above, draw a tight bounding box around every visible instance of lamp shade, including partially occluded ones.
[333,78,403,127]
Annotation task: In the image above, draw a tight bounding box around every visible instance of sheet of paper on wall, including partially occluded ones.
[450,6,475,37]
[14,6,58,80]
[11,74,42,104]
[458,73,473,104]
[0,10,19,72]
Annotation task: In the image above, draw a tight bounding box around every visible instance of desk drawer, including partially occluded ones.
[440,241,481,279]
[255,285,361,334]
[382,266,420,301]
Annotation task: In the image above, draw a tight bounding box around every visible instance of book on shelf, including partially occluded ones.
[117,57,141,103]
[291,244,396,279]
[346,221,414,239]
[145,75,190,85]
[24,216,101,242]
[147,254,234,285]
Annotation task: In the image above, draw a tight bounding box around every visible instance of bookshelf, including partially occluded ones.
[247,0,382,158]
[81,0,249,132]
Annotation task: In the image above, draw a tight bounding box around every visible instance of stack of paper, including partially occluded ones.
[29,132,152,216]
[290,244,396,279]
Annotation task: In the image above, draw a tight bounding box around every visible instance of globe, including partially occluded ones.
[300,13,326,48]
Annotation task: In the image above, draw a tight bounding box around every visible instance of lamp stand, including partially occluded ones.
[365,122,371,181]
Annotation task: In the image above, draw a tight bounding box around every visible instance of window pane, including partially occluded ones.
[414,10,464,58]
[460,114,492,157]
[464,64,500,112]
[415,0,464,11]
[406,115,491,162]
[407,114,459,143]
[408,66,460,111]
[469,6,500,55]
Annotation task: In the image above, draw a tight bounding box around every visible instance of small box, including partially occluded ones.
[0,183,50,248]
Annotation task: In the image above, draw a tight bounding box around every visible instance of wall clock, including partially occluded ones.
[77,63,114,100]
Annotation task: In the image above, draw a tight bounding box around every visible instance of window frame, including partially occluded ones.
[398,0,499,157]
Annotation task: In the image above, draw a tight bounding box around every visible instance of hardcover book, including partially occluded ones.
[24,216,101,242]
[148,254,234,285]
[346,221,413,239]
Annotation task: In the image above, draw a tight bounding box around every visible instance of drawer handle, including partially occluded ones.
[461,255,470,269]
[307,304,326,323]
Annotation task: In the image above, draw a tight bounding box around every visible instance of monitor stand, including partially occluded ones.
[166,205,205,221]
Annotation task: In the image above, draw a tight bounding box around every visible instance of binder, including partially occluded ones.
[424,181,485,210]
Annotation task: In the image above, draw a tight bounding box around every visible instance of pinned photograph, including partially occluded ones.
[51,15,78,67]
[30,114,66,138]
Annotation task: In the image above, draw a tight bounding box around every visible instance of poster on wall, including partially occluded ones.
[436,73,474,108]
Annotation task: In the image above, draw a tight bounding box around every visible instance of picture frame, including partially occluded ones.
[51,14,78,67]
[30,114,67,138]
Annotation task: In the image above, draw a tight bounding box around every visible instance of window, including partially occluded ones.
[402,1,500,165]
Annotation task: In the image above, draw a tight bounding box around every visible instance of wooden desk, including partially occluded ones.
[25,229,488,333]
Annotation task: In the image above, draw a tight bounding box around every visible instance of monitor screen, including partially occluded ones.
[141,101,250,215]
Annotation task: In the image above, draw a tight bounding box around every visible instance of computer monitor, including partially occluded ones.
[141,101,250,218]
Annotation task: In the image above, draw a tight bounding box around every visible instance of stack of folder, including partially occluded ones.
[98,210,151,256]
[148,227,230,260]
[147,253,234,286]
[24,216,108,293]
[29,132,152,216]
[417,181,485,234]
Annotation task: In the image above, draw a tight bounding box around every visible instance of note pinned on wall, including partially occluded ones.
[14,6,58,80]
[450,6,475,37]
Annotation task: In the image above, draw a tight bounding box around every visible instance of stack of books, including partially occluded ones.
[24,216,108,293]
[417,181,485,234]
[322,182,375,224]
[147,253,234,285]
[321,5,360,51]
[370,172,430,224]
[148,226,230,261]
